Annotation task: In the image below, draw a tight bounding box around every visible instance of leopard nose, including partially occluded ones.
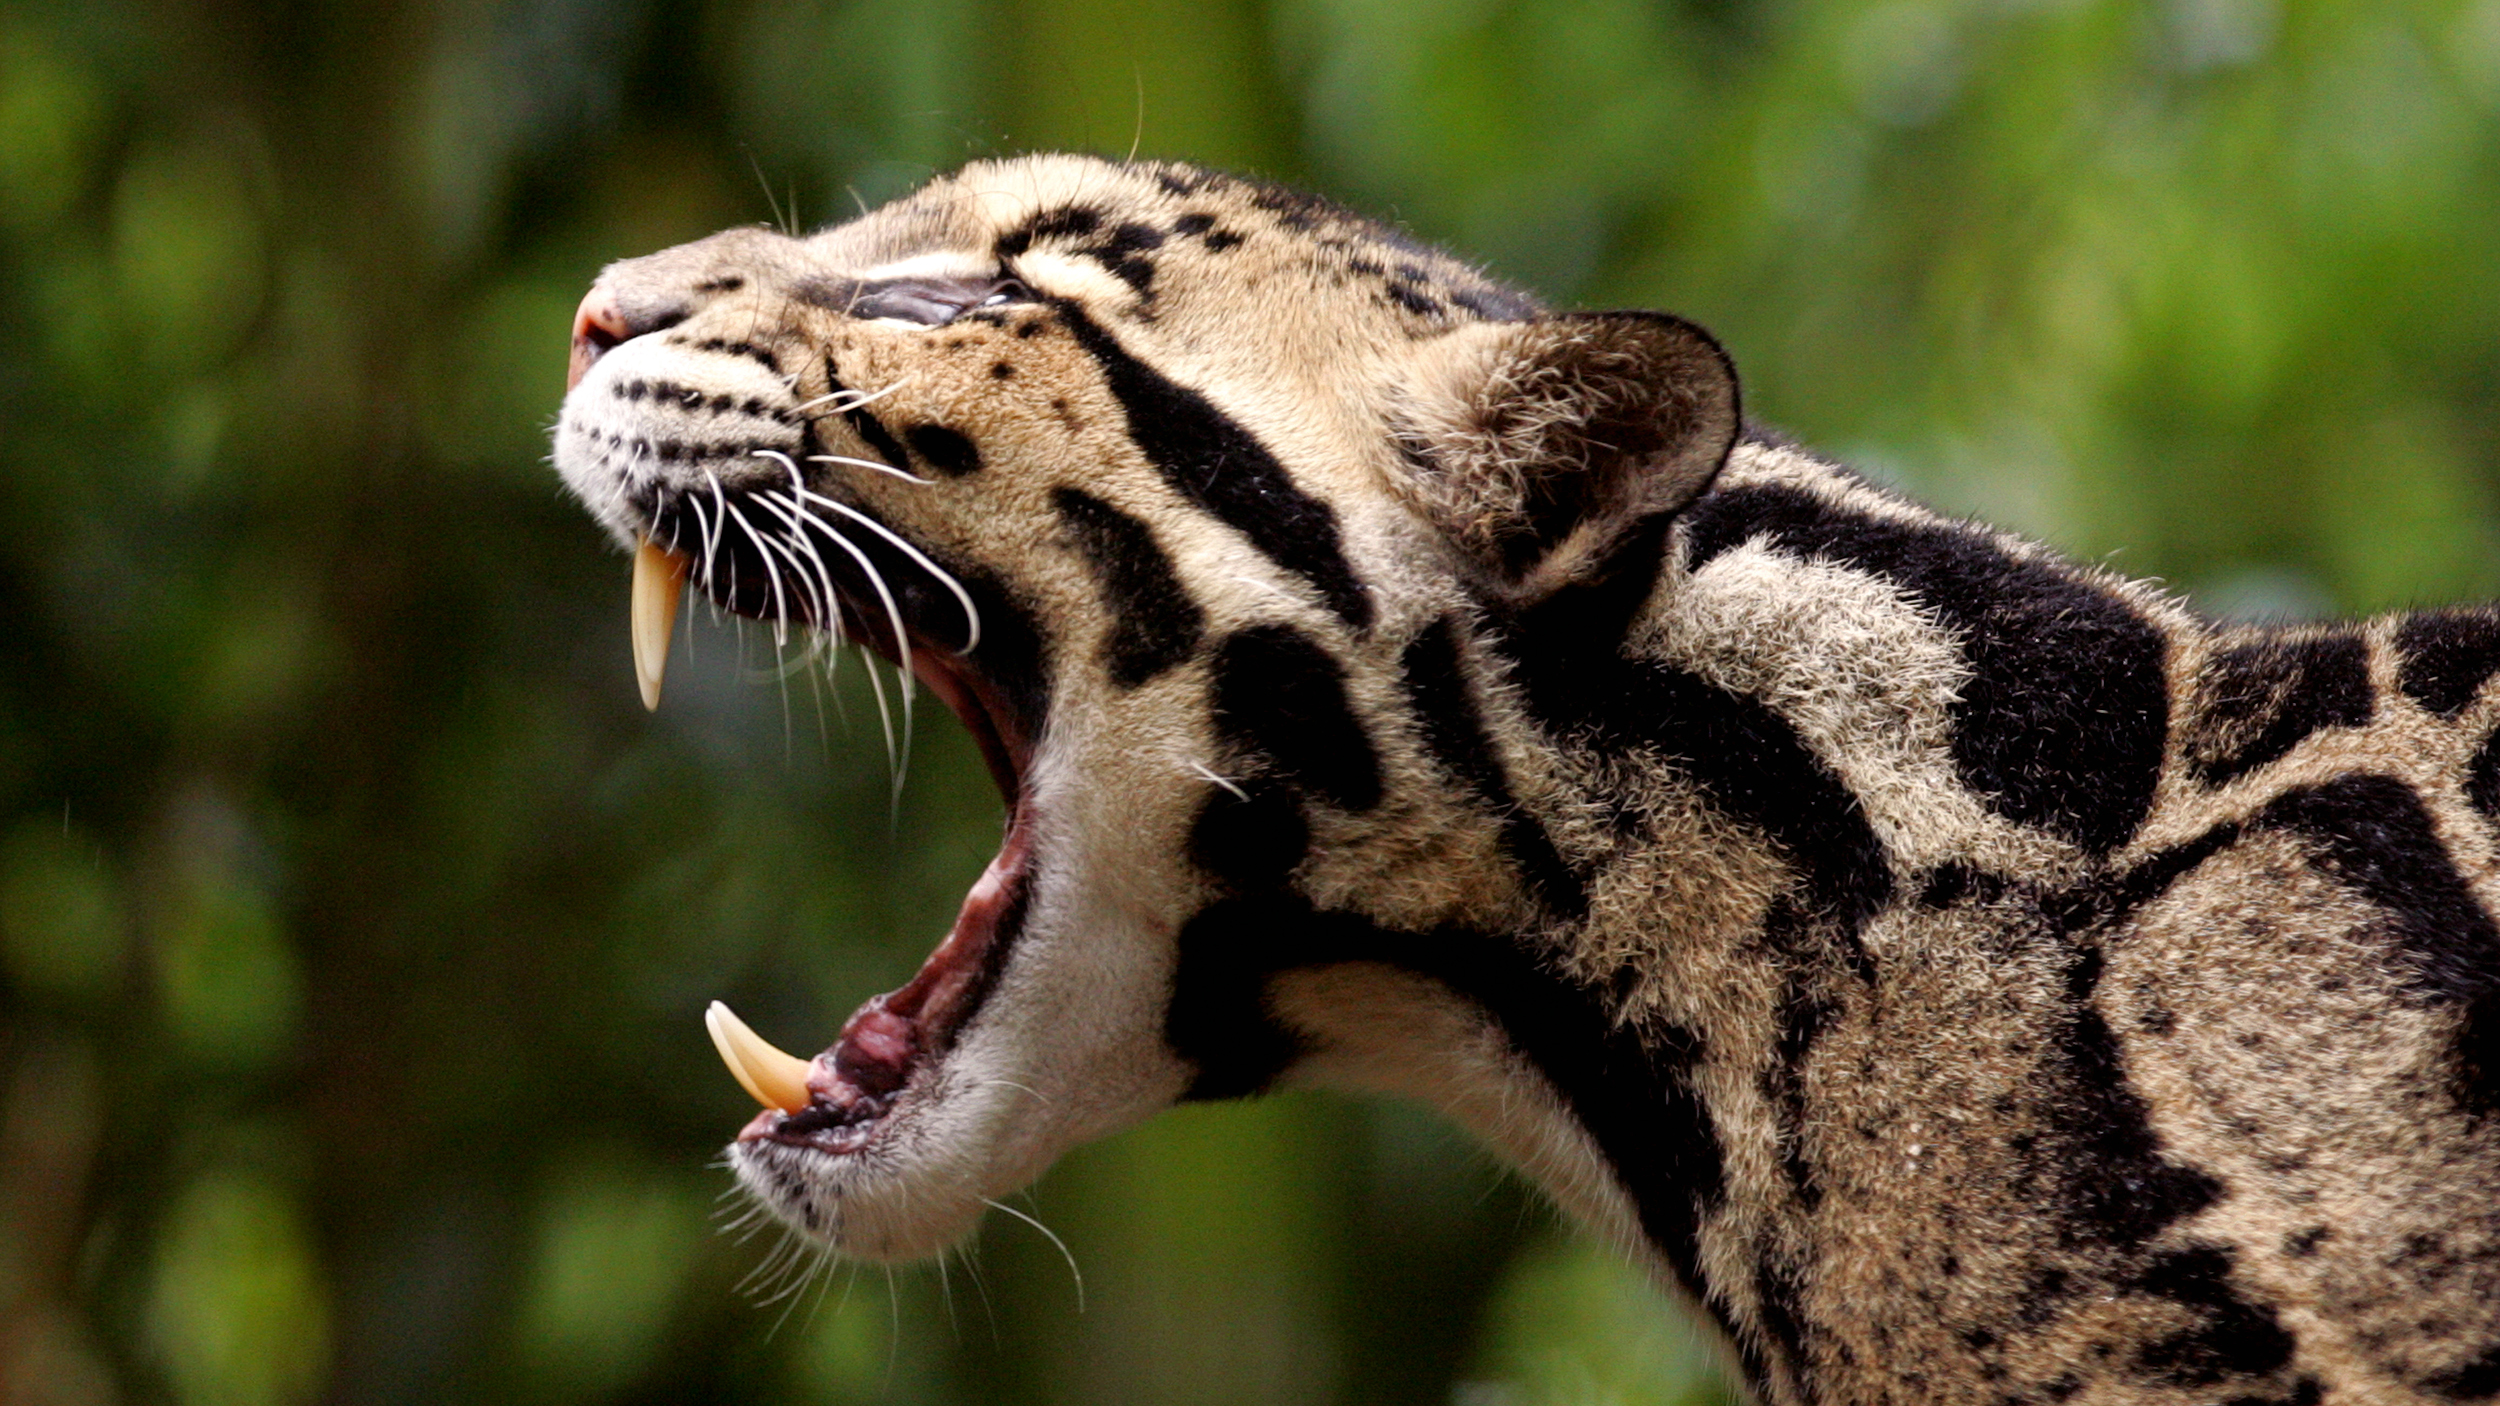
[567,284,633,392]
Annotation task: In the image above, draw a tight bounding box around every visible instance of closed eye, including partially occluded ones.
[801,275,1039,325]
[979,278,1037,309]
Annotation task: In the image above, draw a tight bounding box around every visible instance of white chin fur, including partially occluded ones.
[725,1050,1031,1262]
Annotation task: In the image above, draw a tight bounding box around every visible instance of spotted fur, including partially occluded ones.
[553,155,2500,1405]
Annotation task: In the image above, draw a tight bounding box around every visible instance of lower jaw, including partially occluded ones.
[733,790,1034,1161]
[725,1125,999,1260]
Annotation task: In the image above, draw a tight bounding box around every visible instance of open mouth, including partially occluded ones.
[628,486,1037,1160]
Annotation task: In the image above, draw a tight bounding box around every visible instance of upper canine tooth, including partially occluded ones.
[705,1001,814,1113]
[631,537,689,711]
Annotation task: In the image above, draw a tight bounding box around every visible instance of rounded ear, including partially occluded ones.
[1389,311,1739,603]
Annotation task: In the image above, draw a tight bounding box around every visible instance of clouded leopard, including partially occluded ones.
[551,154,2500,1405]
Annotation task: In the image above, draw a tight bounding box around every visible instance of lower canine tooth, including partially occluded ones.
[631,536,689,711]
[706,1001,814,1113]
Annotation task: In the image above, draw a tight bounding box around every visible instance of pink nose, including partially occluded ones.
[567,284,631,392]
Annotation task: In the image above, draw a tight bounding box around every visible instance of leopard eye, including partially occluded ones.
[979,278,1037,308]
[803,275,1032,325]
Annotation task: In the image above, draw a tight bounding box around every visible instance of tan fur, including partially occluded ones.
[555,155,2500,1405]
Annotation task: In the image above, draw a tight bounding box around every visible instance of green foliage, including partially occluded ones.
[2,1,2497,1402]
[146,1168,331,1406]
[1460,1235,1738,1406]
[512,1156,706,1399]
[0,821,127,1003]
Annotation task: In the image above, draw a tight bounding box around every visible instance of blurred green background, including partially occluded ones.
[4,0,2499,1402]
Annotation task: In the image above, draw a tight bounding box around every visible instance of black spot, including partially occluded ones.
[1209,625,1381,812]
[1188,781,1308,893]
[2043,823,2241,938]
[1919,862,2009,909]
[994,204,1102,258]
[1755,1255,1813,1394]
[1767,956,1838,1210]
[693,275,744,293]
[1202,230,1245,252]
[1396,616,1584,918]
[1105,220,1164,252]
[2425,1342,2500,1399]
[1252,188,1321,231]
[2399,610,2500,717]
[1173,213,1214,236]
[1682,484,2169,855]
[825,362,912,473]
[1386,282,1442,317]
[1450,287,1537,320]
[2472,732,2500,817]
[2251,774,2500,1114]
[1051,487,1204,689]
[2283,1226,2330,1257]
[1083,220,1167,296]
[2125,1246,2295,1388]
[2020,1267,2074,1324]
[1502,540,1892,956]
[1001,210,1165,297]
[2186,634,2373,785]
[902,423,981,477]
[693,336,781,374]
[1163,893,1727,1301]
[1055,302,1373,628]
[2022,946,2225,1252]
[991,362,1015,379]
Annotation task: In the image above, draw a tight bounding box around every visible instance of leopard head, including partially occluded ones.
[551,154,1738,1260]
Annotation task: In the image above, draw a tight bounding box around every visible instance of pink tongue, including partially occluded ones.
[829,1007,918,1099]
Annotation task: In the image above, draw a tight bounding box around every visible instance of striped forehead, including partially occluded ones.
[803,156,1537,322]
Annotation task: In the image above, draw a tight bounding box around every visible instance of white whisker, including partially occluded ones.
[1232,573,1298,604]
[1184,759,1249,802]
[971,1077,1049,1106]
[721,497,796,647]
[808,452,934,487]
[746,511,824,648]
[748,468,845,634]
[756,472,919,792]
[686,492,717,599]
[754,508,835,636]
[982,1197,1086,1312]
[798,486,983,654]
[703,469,735,600]
[855,637,903,792]
[831,378,911,412]
[790,379,910,415]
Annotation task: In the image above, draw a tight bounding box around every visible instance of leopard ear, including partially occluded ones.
[1391,311,1739,603]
